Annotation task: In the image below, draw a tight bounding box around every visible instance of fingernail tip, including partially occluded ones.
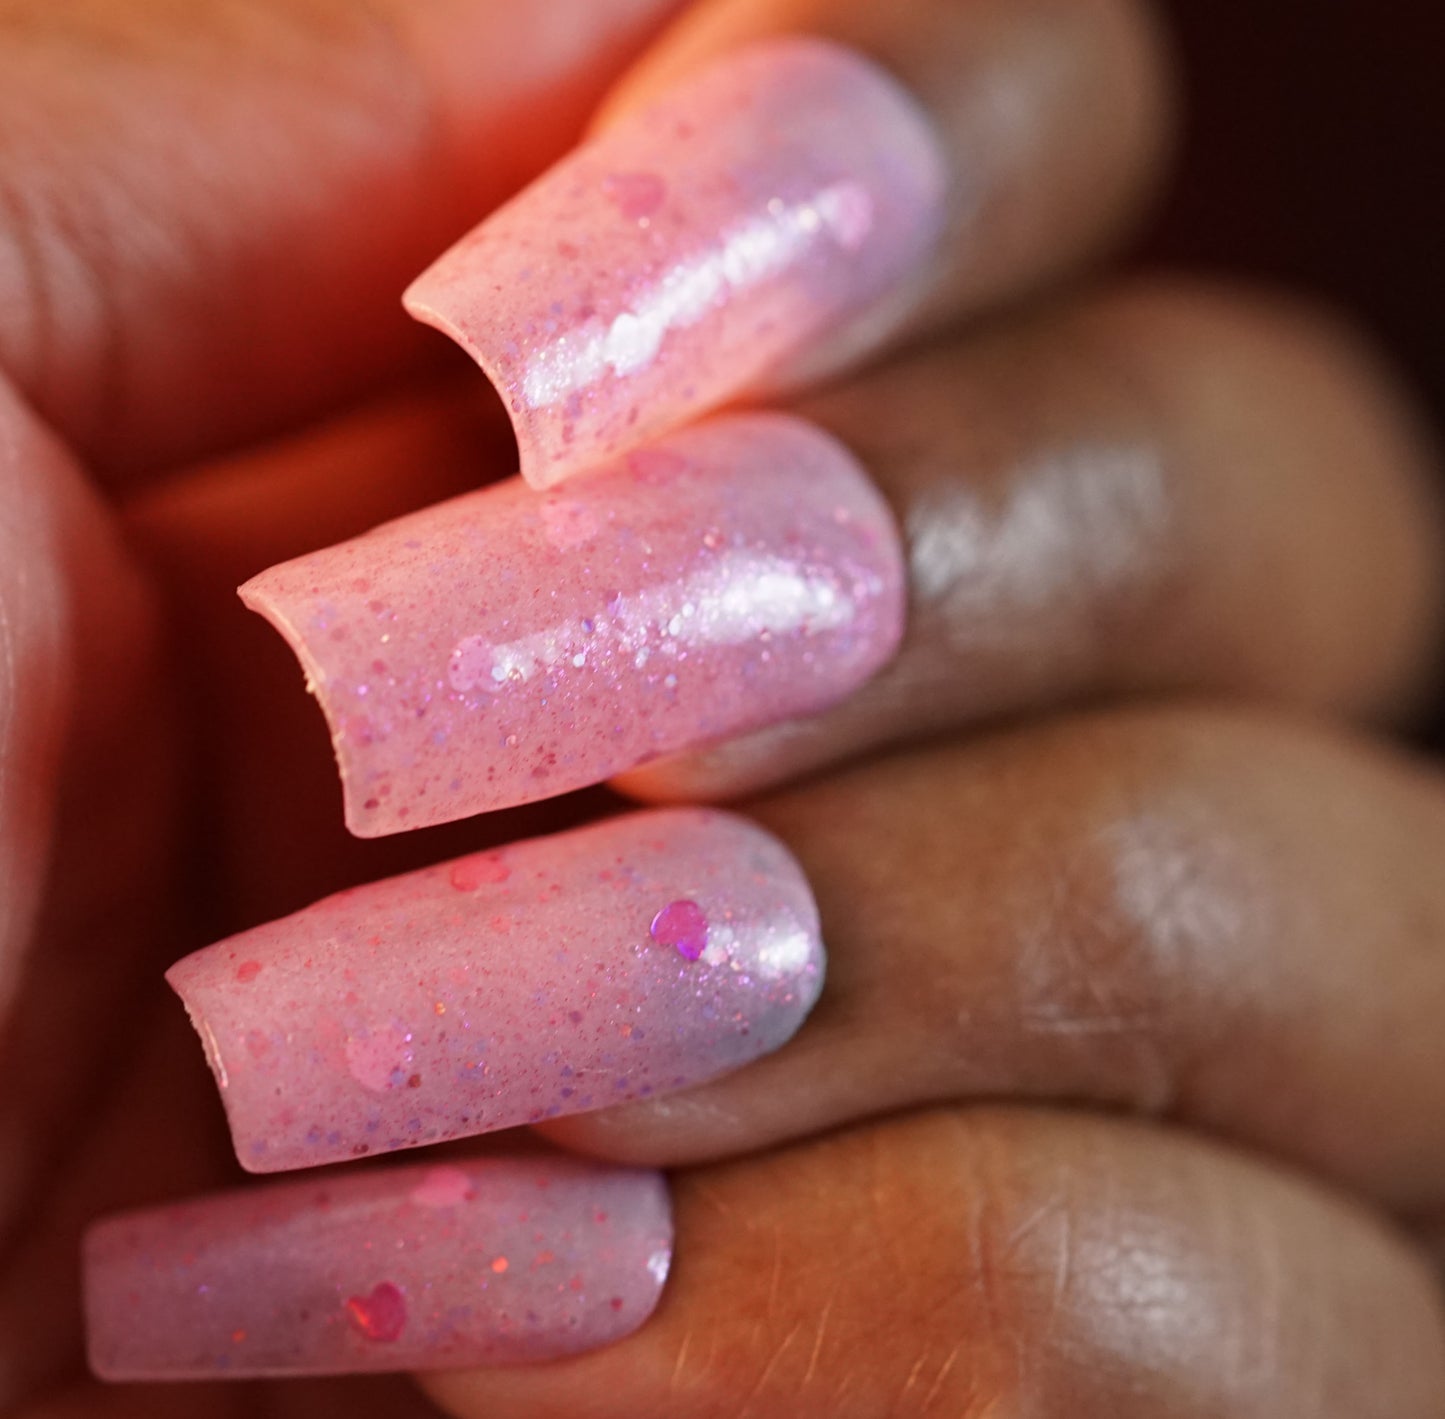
[81,1218,130,1382]
[164,964,219,1080]
[167,952,265,1170]
[238,575,371,834]
[400,278,465,348]
[404,282,560,490]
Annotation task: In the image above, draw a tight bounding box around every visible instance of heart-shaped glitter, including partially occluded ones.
[649,899,708,961]
[345,1281,407,1342]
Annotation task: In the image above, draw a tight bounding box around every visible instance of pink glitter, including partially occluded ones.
[449,856,510,890]
[650,900,708,961]
[345,1282,406,1343]
[603,170,667,220]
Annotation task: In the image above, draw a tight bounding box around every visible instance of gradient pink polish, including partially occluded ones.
[85,1154,671,1378]
[404,37,947,488]
[167,809,823,1173]
[240,413,903,835]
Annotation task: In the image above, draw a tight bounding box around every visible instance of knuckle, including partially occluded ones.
[930,710,1289,1115]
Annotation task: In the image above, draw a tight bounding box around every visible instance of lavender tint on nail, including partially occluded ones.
[84,1155,671,1379]
[240,413,904,835]
[404,37,947,488]
[167,809,824,1173]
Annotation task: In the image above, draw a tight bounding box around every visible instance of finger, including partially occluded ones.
[0,375,171,1247]
[616,280,1444,800]
[551,704,1445,1214]
[404,0,1171,487]
[0,0,684,479]
[429,1108,1445,1419]
[0,378,73,1016]
[0,995,232,1405]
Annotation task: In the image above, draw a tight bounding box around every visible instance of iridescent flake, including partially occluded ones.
[650,900,709,961]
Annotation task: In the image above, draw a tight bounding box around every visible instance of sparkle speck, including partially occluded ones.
[646,1247,672,1285]
[491,1256,510,1274]
[650,900,708,961]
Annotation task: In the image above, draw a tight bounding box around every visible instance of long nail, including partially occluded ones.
[168,809,823,1173]
[241,413,903,834]
[85,1154,671,1378]
[404,38,947,489]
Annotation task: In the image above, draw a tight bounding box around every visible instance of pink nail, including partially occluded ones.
[167,809,822,1173]
[404,37,947,488]
[241,413,903,834]
[85,1154,671,1378]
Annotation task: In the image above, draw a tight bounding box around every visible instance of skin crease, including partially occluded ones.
[0,0,1440,1416]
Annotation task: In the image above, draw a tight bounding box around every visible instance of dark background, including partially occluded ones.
[1146,0,1443,738]
[1146,1,1442,417]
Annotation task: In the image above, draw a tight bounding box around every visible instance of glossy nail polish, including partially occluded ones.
[404,37,947,488]
[168,808,823,1173]
[85,1154,671,1378]
[241,413,903,835]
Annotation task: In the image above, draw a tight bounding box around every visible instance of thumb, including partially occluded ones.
[0,371,167,1293]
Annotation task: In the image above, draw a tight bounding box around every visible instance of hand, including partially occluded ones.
[2,1,1443,1417]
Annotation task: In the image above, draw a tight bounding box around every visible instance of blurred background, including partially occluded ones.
[1148,0,1441,420]
[1148,0,1443,738]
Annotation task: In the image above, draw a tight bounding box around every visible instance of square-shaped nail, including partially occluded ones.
[241,413,903,835]
[85,1155,671,1379]
[168,809,823,1173]
[404,37,947,488]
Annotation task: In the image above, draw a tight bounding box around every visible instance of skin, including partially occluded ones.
[0,0,1441,1416]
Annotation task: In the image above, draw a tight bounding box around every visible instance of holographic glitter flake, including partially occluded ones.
[650,900,709,961]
